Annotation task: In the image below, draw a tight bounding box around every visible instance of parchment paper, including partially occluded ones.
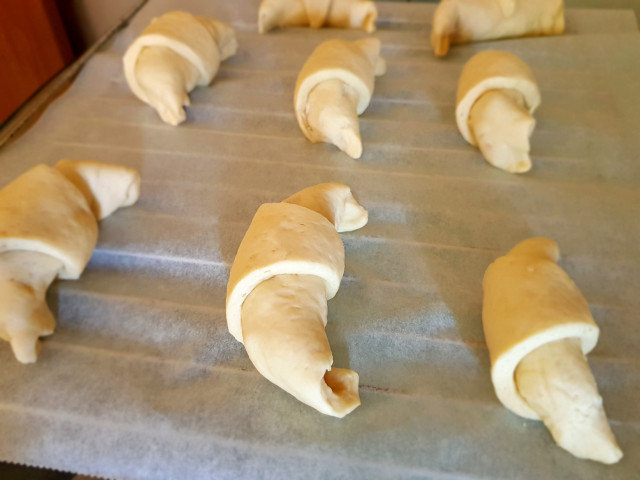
[0,1,638,479]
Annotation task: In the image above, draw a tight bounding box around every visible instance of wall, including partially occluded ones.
[57,0,144,54]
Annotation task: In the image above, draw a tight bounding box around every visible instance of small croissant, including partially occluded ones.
[123,11,237,125]
[431,0,564,57]
[456,51,541,173]
[258,0,377,34]
[294,38,386,159]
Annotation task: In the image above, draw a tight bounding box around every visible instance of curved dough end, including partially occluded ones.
[242,274,360,417]
[456,50,540,146]
[55,160,141,220]
[284,182,368,232]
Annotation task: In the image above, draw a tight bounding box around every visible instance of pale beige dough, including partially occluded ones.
[294,39,386,159]
[306,79,363,159]
[242,274,360,417]
[226,201,346,343]
[431,0,564,57]
[0,251,63,364]
[54,160,140,220]
[468,89,535,173]
[456,51,540,173]
[258,0,377,34]
[483,238,622,463]
[135,46,200,126]
[284,182,368,232]
[123,11,237,125]
[516,338,623,464]
[0,161,141,363]
[0,165,97,280]
[226,184,367,417]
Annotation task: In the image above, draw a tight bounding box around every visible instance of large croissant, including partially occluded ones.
[258,0,377,34]
[123,11,237,125]
[0,160,140,363]
[226,183,368,417]
[483,238,622,463]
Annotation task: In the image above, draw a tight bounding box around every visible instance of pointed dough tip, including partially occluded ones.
[335,128,363,159]
[508,153,532,173]
[158,106,187,126]
[375,57,387,76]
[257,10,271,34]
[563,432,623,464]
[431,33,450,57]
[10,333,41,364]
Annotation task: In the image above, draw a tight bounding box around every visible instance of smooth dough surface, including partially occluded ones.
[242,274,360,417]
[482,237,599,419]
[0,161,141,363]
[0,251,63,364]
[284,182,368,232]
[456,50,540,146]
[431,0,564,56]
[258,0,377,33]
[123,11,237,124]
[55,160,141,220]
[134,46,201,125]
[294,38,385,157]
[305,79,363,158]
[226,202,345,343]
[467,89,535,173]
[516,338,623,464]
[226,184,366,416]
[0,165,97,280]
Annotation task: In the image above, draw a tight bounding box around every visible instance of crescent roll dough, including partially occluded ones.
[294,38,386,159]
[226,183,367,417]
[431,0,564,57]
[0,161,140,363]
[123,11,237,125]
[456,51,540,173]
[483,238,622,463]
[258,0,377,34]
[54,160,140,220]
[283,183,368,232]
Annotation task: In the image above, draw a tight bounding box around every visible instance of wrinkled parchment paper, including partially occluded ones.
[0,1,638,479]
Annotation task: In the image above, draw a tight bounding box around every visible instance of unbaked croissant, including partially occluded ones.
[431,0,564,57]
[483,238,623,464]
[123,11,237,125]
[456,50,540,173]
[226,183,368,417]
[0,160,140,363]
[258,0,377,34]
[294,38,386,159]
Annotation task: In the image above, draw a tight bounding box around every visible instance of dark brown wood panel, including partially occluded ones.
[0,0,74,123]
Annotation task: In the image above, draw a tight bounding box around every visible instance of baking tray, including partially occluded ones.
[0,1,638,479]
